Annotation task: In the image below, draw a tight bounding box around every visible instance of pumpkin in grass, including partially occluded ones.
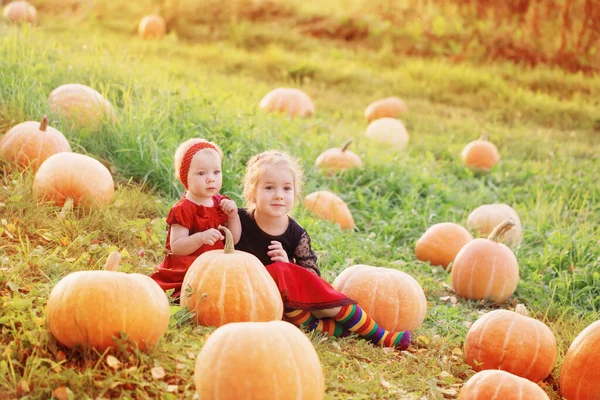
[48,83,116,130]
[365,118,409,150]
[461,133,500,171]
[195,321,324,399]
[0,116,71,171]
[2,1,37,24]
[315,139,363,175]
[332,264,426,332]
[364,97,408,123]
[415,222,473,269]
[33,152,115,217]
[559,320,600,399]
[467,203,522,247]
[259,88,315,118]
[181,226,283,327]
[303,190,354,231]
[458,370,550,400]
[138,14,166,39]
[46,252,170,351]
[464,304,557,383]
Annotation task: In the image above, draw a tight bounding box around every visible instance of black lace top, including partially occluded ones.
[235,208,321,276]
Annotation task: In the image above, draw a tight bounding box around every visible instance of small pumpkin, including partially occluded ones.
[181,226,283,327]
[138,14,166,39]
[48,83,116,130]
[365,118,409,150]
[33,152,115,217]
[315,139,363,175]
[467,203,522,247]
[195,321,324,399]
[465,304,557,383]
[461,132,500,171]
[459,370,550,400]
[259,88,315,118]
[2,1,37,24]
[0,116,71,171]
[303,190,355,230]
[415,222,473,269]
[451,220,519,304]
[332,264,427,331]
[364,97,408,123]
[559,320,600,399]
[46,252,170,351]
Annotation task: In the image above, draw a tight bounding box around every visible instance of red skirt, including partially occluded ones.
[266,262,356,311]
[150,254,198,299]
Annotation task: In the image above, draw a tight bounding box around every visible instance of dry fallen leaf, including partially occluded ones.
[52,387,71,400]
[451,347,463,356]
[18,379,30,393]
[151,366,166,379]
[166,385,178,393]
[106,355,121,370]
[436,387,457,395]
[56,350,67,362]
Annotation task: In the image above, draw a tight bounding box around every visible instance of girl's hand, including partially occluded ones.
[268,241,289,263]
[219,199,238,217]
[199,228,225,246]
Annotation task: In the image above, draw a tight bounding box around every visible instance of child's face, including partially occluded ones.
[254,168,295,218]
[186,150,222,200]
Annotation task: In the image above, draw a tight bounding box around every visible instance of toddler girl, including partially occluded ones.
[235,150,411,350]
[151,138,241,300]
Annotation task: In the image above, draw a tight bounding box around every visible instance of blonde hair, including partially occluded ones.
[173,138,223,181]
[243,150,304,213]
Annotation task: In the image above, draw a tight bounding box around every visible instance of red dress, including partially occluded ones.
[150,195,229,298]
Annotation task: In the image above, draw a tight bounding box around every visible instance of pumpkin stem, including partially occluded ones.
[487,220,515,243]
[58,198,74,219]
[480,132,489,141]
[218,225,234,254]
[40,116,48,132]
[515,304,529,317]
[341,139,352,152]
[104,252,121,272]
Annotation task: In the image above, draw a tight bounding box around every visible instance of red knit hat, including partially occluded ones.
[179,142,219,189]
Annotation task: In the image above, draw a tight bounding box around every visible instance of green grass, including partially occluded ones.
[1,6,600,399]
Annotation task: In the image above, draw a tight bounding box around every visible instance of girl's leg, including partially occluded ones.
[284,309,349,338]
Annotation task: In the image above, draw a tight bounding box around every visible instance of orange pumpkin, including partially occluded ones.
[332,264,427,331]
[2,1,37,24]
[48,83,116,130]
[46,252,170,351]
[138,14,166,39]
[303,190,355,230]
[464,304,557,383]
[195,321,324,399]
[559,320,600,399]
[315,139,363,175]
[451,220,519,304]
[33,152,115,216]
[259,88,315,118]
[459,370,550,400]
[365,118,409,150]
[364,97,408,123]
[181,226,283,327]
[415,222,473,269]
[0,116,71,171]
[461,133,500,171]
[467,203,522,247]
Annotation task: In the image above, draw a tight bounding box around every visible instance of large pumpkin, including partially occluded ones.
[33,152,115,215]
[303,190,355,230]
[559,320,600,399]
[467,203,522,247]
[259,88,315,118]
[451,220,519,304]
[415,222,473,269]
[459,370,550,400]
[138,14,166,39]
[2,1,37,24]
[464,304,557,383]
[46,252,170,351]
[365,118,409,150]
[332,264,427,332]
[0,116,71,171]
[181,226,283,327]
[364,97,408,123]
[48,83,115,130]
[195,321,324,399]
[461,133,500,171]
[314,139,363,175]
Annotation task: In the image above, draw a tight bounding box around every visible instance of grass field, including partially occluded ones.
[1,1,600,398]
